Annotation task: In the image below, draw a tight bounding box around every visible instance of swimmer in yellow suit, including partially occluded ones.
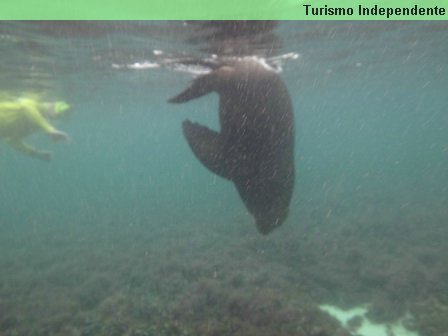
[0,95,71,161]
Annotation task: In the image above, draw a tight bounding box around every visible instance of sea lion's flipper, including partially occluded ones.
[168,74,214,103]
[182,119,234,180]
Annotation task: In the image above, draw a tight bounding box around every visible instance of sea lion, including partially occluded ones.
[168,59,294,234]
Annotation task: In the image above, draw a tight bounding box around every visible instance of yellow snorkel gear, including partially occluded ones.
[53,101,70,116]
[39,101,71,119]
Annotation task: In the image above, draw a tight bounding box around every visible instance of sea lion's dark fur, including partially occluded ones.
[168,59,294,234]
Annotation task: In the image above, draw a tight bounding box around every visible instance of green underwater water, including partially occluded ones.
[0,21,447,336]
